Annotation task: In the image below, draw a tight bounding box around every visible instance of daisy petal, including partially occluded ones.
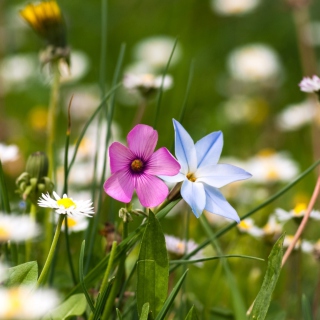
[103,170,134,203]
[181,180,206,218]
[127,124,158,160]
[196,164,252,188]
[158,172,186,183]
[204,185,239,223]
[135,174,169,207]
[144,147,180,176]
[109,142,134,174]
[173,119,197,173]
[195,131,223,167]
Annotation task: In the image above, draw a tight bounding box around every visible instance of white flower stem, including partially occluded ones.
[37,214,64,287]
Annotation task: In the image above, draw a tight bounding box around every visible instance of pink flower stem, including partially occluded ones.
[282,175,320,267]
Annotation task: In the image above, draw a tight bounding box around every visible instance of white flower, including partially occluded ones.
[133,36,182,69]
[210,0,260,16]
[299,75,320,93]
[123,73,173,91]
[0,214,40,243]
[57,214,89,233]
[262,215,283,237]
[237,218,264,237]
[38,191,94,217]
[283,235,313,253]
[228,44,281,83]
[245,149,299,183]
[275,203,320,222]
[0,287,59,319]
[0,143,19,163]
[276,99,317,131]
[165,235,205,267]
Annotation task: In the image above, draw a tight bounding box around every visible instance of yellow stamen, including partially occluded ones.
[131,159,144,172]
[293,203,307,216]
[186,173,196,182]
[238,220,251,230]
[57,198,76,209]
[0,227,9,240]
[62,217,77,228]
[266,168,279,180]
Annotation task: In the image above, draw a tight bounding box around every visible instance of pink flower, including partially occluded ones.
[299,75,320,93]
[103,124,180,207]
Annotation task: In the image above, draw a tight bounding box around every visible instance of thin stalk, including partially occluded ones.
[132,98,147,127]
[26,203,37,261]
[37,214,64,287]
[101,220,128,319]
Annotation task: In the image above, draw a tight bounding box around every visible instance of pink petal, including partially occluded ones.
[144,147,180,176]
[104,171,134,203]
[135,174,169,207]
[109,142,135,174]
[127,124,158,160]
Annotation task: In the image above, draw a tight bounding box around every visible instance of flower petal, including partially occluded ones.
[173,119,197,174]
[109,142,134,174]
[195,131,223,167]
[181,180,206,218]
[196,164,252,188]
[103,170,134,203]
[204,185,239,223]
[127,124,158,160]
[144,147,180,176]
[158,172,186,183]
[135,174,169,207]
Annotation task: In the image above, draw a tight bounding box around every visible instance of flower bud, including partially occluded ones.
[26,152,49,181]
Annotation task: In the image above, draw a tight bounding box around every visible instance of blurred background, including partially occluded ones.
[2,0,320,319]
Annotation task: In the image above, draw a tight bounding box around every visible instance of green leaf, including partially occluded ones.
[301,294,312,320]
[140,303,150,320]
[249,233,285,320]
[185,305,199,320]
[155,269,189,320]
[45,293,87,320]
[137,210,169,317]
[7,261,38,287]
[116,308,123,320]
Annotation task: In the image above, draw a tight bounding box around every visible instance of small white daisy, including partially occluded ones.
[283,235,313,253]
[0,214,40,243]
[0,143,19,163]
[0,287,59,319]
[237,218,264,238]
[38,191,94,217]
[210,0,260,16]
[299,75,320,93]
[56,214,89,233]
[275,203,320,222]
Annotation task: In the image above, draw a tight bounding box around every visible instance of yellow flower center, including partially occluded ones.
[258,148,276,157]
[238,220,251,230]
[293,203,307,216]
[131,159,144,172]
[57,198,76,209]
[0,226,9,240]
[186,173,196,182]
[62,217,78,228]
[266,167,279,180]
[5,289,23,317]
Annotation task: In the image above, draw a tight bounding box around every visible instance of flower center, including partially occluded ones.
[62,217,78,228]
[57,198,76,209]
[186,173,196,182]
[238,220,251,230]
[131,159,144,172]
[0,226,9,240]
[293,203,307,216]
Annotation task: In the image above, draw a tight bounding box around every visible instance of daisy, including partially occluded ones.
[211,0,260,16]
[57,214,89,233]
[38,191,94,217]
[299,75,320,93]
[275,203,320,222]
[237,218,264,237]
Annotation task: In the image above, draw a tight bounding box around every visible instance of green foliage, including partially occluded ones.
[45,293,87,320]
[137,210,169,317]
[249,234,285,320]
[185,305,199,320]
[140,303,151,320]
[7,261,38,287]
[301,294,312,320]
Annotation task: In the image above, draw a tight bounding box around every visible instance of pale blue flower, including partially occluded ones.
[160,119,251,222]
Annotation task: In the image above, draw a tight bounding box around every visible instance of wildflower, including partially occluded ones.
[0,287,59,319]
[165,235,205,267]
[283,235,313,253]
[0,143,19,163]
[299,75,320,93]
[246,149,299,183]
[0,214,40,243]
[123,73,173,97]
[275,203,320,222]
[276,99,316,131]
[104,124,180,207]
[38,191,94,217]
[133,36,182,69]
[262,215,283,239]
[228,44,281,83]
[20,1,69,64]
[210,0,260,16]
[237,218,264,237]
[160,120,251,221]
[57,214,89,233]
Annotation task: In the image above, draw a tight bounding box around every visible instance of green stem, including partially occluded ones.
[100,241,117,295]
[64,218,77,285]
[37,214,64,287]
[102,220,128,319]
[26,203,37,261]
